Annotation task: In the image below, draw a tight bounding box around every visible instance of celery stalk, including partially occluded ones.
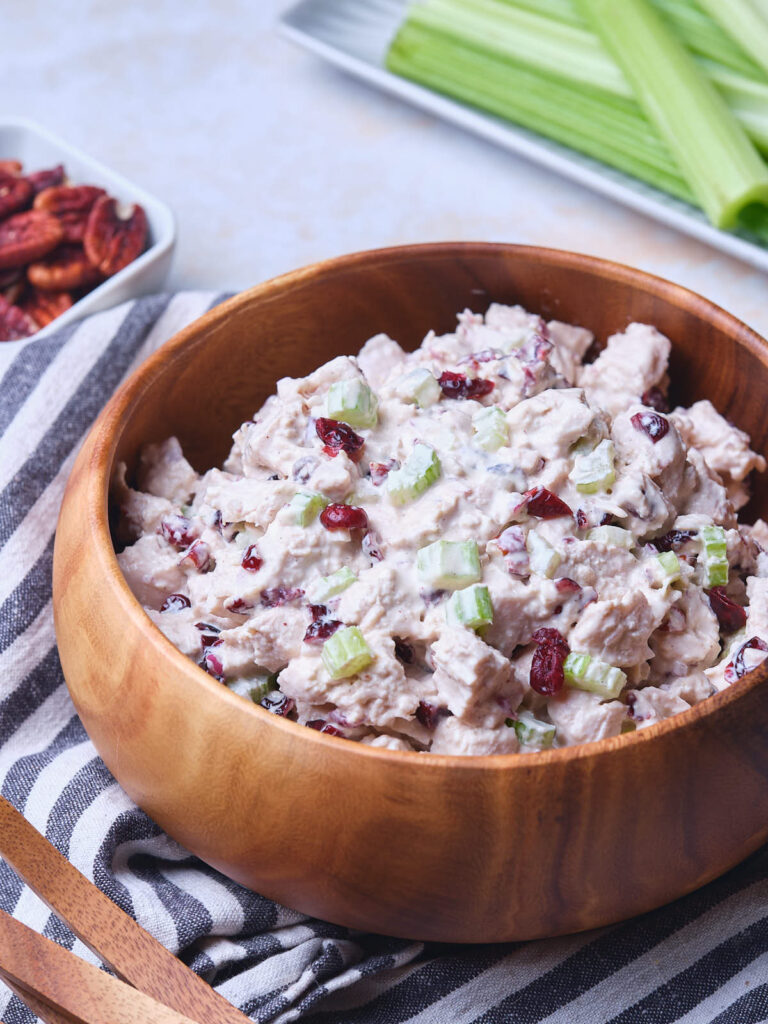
[577,0,768,228]
[695,0,768,80]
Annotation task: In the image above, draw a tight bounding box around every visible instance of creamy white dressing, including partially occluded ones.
[114,304,768,754]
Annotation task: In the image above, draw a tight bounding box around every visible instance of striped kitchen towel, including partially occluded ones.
[2,293,768,1024]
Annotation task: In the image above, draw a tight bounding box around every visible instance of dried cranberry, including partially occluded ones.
[241,544,263,571]
[416,701,449,729]
[369,459,398,486]
[315,417,364,461]
[651,529,697,552]
[495,526,526,555]
[600,513,616,526]
[438,370,494,400]
[576,509,588,530]
[725,637,768,683]
[307,720,343,736]
[159,514,196,550]
[555,578,581,594]
[200,634,223,651]
[180,540,212,572]
[529,628,570,696]
[707,588,747,634]
[226,598,252,614]
[642,387,669,414]
[160,593,190,612]
[394,638,414,664]
[631,411,669,443]
[261,586,304,608]
[518,487,573,520]
[260,691,296,717]
[320,503,368,531]
[304,605,343,644]
[195,621,220,635]
[201,649,224,681]
[531,627,569,657]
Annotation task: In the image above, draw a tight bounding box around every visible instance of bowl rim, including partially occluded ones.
[0,115,176,342]
[76,240,768,771]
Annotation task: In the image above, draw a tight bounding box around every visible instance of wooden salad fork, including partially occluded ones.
[0,796,252,1024]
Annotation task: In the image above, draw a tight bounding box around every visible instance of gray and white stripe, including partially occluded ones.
[1,294,767,1024]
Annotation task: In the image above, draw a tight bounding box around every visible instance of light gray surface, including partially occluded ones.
[4,0,768,335]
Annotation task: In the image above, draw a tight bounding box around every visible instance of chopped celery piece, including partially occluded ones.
[587,525,634,549]
[512,710,556,748]
[290,491,329,526]
[322,626,373,679]
[472,405,509,452]
[578,0,768,228]
[227,677,272,703]
[696,0,768,79]
[395,367,442,408]
[326,379,378,428]
[526,530,561,578]
[309,566,356,603]
[570,438,615,493]
[417,539,482,589]
[564,652,627,699]
[387,443,441,505]
[657,550,681,579]
[447,584,494,628]
[701,524,729,586]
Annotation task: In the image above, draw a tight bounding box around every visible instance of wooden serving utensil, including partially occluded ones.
[0,796,251,1024]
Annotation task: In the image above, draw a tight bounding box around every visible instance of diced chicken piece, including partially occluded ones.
[112,462,174,542]
[748,518,768,552]
[677,448,736,527]
[578,323,670,421]
[547,320,594,384]
[649,588,720,679]
[219,606,307,675]
[117,534,187,609]
[336,563,425,641]
[547,689,626,746]
[146,607,202,659]
[661,672,714,705]
[746,576,768,639]
[357,333,407,389]
[627,686,690,727]
[238,394,310,476]
[430,715,520,755]
[568,590,656,667]
[137,437,199,504]
[506,388,596,465]
[671,400,765,505]
[482,566,564,656]
[279,636,421,730]
[430,628,523,727]
[201,470,295,529]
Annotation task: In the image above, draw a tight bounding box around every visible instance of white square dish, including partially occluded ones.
[0,117,176,340]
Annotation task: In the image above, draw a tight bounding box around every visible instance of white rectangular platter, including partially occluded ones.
[279,0,768,274]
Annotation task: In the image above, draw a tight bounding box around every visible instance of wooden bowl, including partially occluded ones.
[53,243,768,943]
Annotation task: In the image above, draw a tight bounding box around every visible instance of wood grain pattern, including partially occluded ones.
[0,797,250,1024]
[53,243,768,942]
[0,908,199,1024]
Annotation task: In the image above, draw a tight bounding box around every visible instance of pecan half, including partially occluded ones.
[27,244,102,291]
[18,285,74,327]
[84,196,147,275]
[0,160,22,176]
[27,164,65,195]
[0,171,33,220]
[35,185,106,243]
[0,210,63,270]
[0,295,37,341]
